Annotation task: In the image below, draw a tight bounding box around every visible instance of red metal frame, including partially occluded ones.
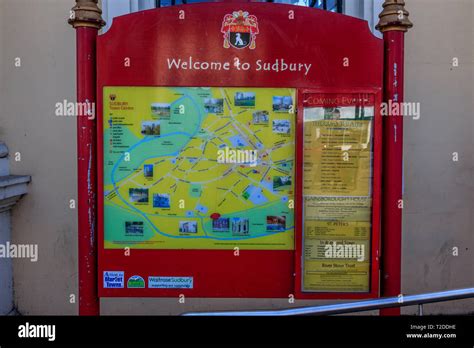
[294,88,382,299]
[76,27,100,315]
[380,31,405,315]
[96,2,383,299]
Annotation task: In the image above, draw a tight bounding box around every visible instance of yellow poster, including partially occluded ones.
[302,106,374,292]
[103,87,295,250]
[303,259,371,292]
[303,118,372,196]
[304,196,371,222]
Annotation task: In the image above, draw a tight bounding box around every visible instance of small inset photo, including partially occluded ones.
[272,119,291,134]
[125,221,144,236]
[141,120,160,136]
[266,216,286,232]
[323,107,342,120]
[231,217,249,236]
[179,221,198,233]
[212,217,230,232]
[151,103,171,118]
[153,193,170,208]
[234,92,256,107]
[273,176,292,191]
[144,164,153,178]
[129,188,149,203]
[252,110,269,125]
[272,96,293,113]
[204,98,224,114]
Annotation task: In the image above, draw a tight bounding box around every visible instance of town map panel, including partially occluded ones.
[103,87,295,250]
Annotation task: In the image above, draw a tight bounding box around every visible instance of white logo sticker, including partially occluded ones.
[148,276,193,289]
[103,271,124,288]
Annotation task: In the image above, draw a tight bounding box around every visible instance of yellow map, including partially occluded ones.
[103,87,295,250]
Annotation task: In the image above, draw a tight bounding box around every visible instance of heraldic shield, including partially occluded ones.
[221,10,259,50]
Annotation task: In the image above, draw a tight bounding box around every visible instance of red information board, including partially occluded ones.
[97,2,383,298]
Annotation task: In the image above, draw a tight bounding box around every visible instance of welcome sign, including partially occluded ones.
[97,2,383,299]
[166,57,313,76]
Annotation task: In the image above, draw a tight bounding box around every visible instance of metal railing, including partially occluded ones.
[183,287,474,316]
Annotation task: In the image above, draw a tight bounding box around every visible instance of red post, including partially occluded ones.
[69,0,105,316]
[376,0,412,316]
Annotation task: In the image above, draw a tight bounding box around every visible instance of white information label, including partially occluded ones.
[148,276,193,289]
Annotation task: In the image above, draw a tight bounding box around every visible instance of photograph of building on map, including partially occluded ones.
[141,121,160,136]
[151,103,171,117]
[273,176,292,191]
[129,188,149,203]
[179,221,198,233]
[212,218,229,232]
[153,194,170,208]
[272,119,291,134]
[204,98,224,114]
[252,110,269,125]
[272,96,293,113]
[234,92,256,107]
[266,216,286,232]
[144,164,153,178]
[231,218,249,236]
[125,221,144,236]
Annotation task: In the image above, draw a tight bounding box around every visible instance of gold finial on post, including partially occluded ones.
[68,0,106,29]
[376,0,413,33]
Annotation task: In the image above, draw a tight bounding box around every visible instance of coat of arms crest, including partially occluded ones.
[221,10,259,50]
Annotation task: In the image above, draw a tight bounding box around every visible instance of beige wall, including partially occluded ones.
[0,0,472,315]
[0,0,77,315]
[401,0,474,314]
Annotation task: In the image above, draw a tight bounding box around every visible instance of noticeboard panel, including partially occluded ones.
[97,2,383,298]
[295,90,382,299]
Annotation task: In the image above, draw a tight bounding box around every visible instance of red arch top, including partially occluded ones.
[97,2,382,88]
